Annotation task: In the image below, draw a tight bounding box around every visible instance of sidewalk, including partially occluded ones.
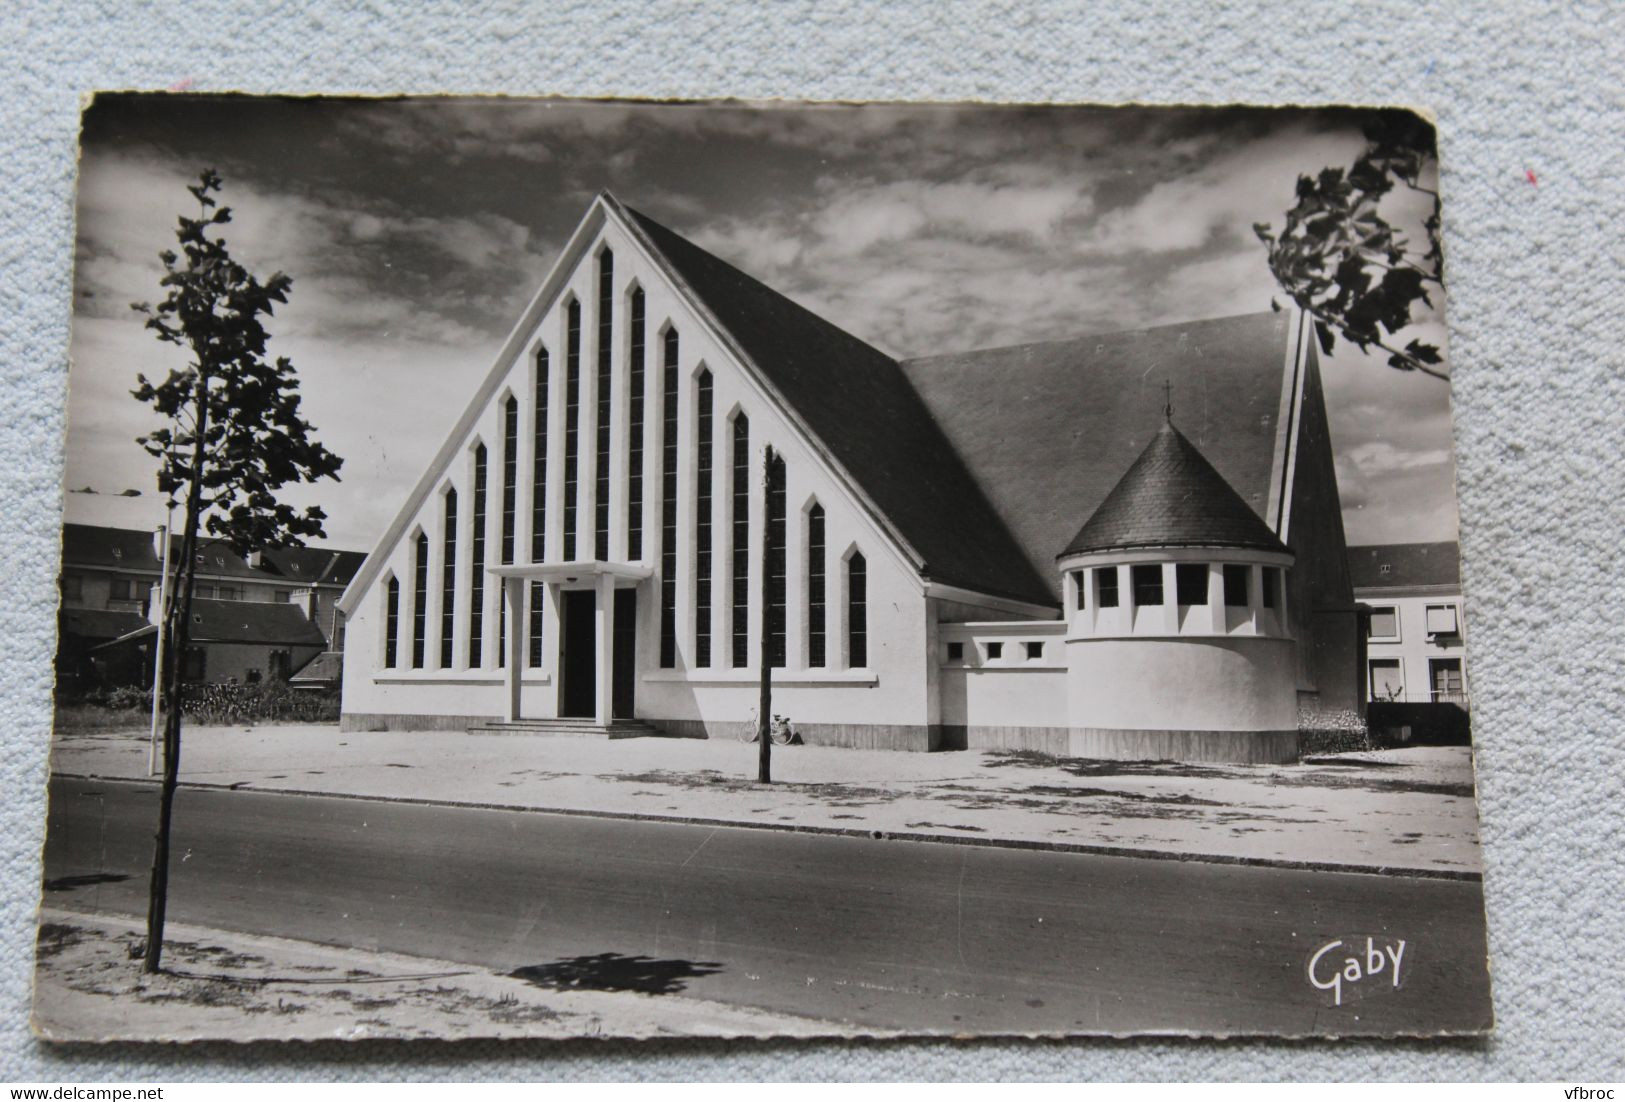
[50,724,1484,877]
[33,907,835,1042]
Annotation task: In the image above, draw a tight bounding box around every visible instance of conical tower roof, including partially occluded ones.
[1061,418,1289,557]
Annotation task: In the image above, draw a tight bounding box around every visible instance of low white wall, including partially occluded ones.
[1066,634,1299,733]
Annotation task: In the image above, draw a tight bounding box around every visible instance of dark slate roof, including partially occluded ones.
[60,524,162,571]
[289,650,344,685]
[620,200,1054,607]
[1063,419,1290,556]
[180,598,327,646]
[59,607,150,642]
[1349,541,1461,591]
[902,312,1293,598]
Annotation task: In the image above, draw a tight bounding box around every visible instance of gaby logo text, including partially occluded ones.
[1307,937,1407,1006]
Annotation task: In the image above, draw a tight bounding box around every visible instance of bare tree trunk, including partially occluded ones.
[757,445,774,784]
[144,372,208,974]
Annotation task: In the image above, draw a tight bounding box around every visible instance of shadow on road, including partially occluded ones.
[509,952,723,996]
[43,872,132,893]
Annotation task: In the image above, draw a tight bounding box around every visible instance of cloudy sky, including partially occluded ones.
[64,96,1459,552]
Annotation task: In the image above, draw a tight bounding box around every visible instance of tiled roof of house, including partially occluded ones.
[902,312,1293,596]
[179,598,327,647]
[1348,541,1461,591]
[60,524,162,571]
[1063,418,1291,556]
[58,607,151,642]
[62,523,362,587]
[622,201,1055,608]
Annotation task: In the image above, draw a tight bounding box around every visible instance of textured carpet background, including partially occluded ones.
[2,0,1620,1082]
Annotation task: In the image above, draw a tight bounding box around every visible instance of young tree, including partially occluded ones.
[1253,111,1447,380]
[131,169,343,973]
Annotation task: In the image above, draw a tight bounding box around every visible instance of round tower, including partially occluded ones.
[1057,414,1299,763]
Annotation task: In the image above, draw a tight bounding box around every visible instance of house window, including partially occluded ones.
[1132,564,1163,606]
[1261,567,1280,610]
[384,576,399,668]
[1223,564,1249,607]
[221,585,244,601]
[1367,606,1399,641]
[110,577,133,600]
[562,298,582,560]
[627,287,646,560]
[440,487,457,668]
[1425,604,1460,637]
[986,641,1003,661]
[1175,563,1208,605]
[731,413,751,668]
[531,345,549,562]
[469,445,487,668]
[766,453,787,668]
[594,249,614,561]
[61,574,83,600]
[245,668,262,684]
[195,585,215,599]
[182,646,207,682]
[946,641,963,661]
[847,551,867,668]
[1369,658,1404,701]
[501,395,518,564]
[269,649,290,681]
[807,504,826,667]
[1430,658,1465,703]
[1025,640,1044,661]
[1072,571,1085,610]
[1096,567,1119,608]
[694,370,714,667]
[412,533,428,669]
[659,328,679,668]
[528,581,545,668]
[275,589,291,603]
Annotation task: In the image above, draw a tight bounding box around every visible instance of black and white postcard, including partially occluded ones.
[37,96,1490,1041]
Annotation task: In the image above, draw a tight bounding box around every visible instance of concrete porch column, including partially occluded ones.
[502,575,523,722]
[594,573,615,725]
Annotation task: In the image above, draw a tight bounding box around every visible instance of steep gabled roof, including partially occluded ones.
[620,201,1053,607]
[1349,541,1460,591]
[902,312,1297,597]
[1063,419,1290,556]
[60,524,162,571]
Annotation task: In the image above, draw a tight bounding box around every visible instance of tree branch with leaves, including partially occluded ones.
[130,169,343,973]
[1254,112,1447,380]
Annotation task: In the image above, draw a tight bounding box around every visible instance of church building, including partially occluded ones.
[337,192,1362,763]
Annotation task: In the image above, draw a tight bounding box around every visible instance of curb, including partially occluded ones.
[52,772,1483,883]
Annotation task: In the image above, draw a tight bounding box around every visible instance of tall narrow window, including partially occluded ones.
[659,328,679,668]
[731,413,750,667]
[1096,567,1120,608]
[627,287,646,560]
[594,249,613,561]
[1223,564,1249,607]
[807,503,826,667]
[847,551,867,668]
[531,346,549,562]
[1132,564,1163,606]
[766,452,786,668]
[440,488,457,668]
[384,576,399,668]
[694,371,714,666]
[563,300,581,560]
[527,581,545,668]
[411,532,428,669]
[501,396,518,564]
[469,445,487,668]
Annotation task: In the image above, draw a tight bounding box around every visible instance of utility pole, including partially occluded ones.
[757,444,774,784]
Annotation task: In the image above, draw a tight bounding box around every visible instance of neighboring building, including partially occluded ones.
[55,523,364,690]
[1350,541,1468,709]
[337,192,1362,763]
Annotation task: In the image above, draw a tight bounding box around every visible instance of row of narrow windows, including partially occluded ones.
[382,250,870,673]
[1075,564,1281,611]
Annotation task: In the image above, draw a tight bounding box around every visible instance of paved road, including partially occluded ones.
[41,776,1492,1035]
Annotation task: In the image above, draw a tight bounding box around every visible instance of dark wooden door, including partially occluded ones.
[612,589,637,719]
[560,590,596,718]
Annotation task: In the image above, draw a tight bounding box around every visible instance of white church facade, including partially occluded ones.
[337,192,1363,763]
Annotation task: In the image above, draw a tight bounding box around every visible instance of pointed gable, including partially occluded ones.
[619,200,1053,607]
[1064,419,1290,556]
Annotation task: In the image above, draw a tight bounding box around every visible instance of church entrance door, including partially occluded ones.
[559,589,596,718]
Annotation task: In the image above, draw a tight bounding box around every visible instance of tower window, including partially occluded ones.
[562,299,581,560]
[1096,568,1119,608]
[1131,564,1163,606]
[1261,566,1280,610]
[847,551,867,668]
[695,370,714,667]
[1176,563,1209,605]
[1223,564,1249,607]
